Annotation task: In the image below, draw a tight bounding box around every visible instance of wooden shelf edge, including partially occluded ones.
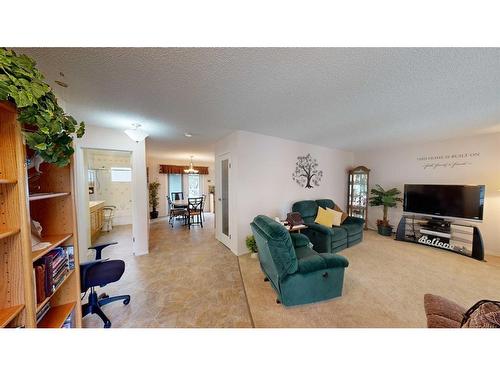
[0,178,17,184]
[36,269,75,312]
[29,192,70,201]
[37,302,75,328]
[0,304,24,328]
[32,233,73,262]
[0,100,16,113]
[0,228,20,241]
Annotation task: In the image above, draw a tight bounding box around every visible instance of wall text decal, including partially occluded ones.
[417,152,480,170]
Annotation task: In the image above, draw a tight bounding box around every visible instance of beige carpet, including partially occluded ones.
[238,230,500,327]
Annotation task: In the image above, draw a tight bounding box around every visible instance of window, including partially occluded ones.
[169,174,183,197]
[111,167,132,182]
[188,174,201,197]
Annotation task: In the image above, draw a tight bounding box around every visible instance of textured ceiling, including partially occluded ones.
[13,48,500,160]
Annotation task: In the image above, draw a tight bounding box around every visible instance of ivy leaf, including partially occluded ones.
[35,143,47,151]
[30,82,50,98]
[2,47,85,166]
[76,122,86,138]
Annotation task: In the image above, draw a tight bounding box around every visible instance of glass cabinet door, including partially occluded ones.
[347,166,370,228]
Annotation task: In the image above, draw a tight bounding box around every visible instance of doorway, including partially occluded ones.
[83,148,134,260]
[215,153,231,248]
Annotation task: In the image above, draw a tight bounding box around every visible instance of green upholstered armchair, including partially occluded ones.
[292,199,365,254]
[250,215,349,306]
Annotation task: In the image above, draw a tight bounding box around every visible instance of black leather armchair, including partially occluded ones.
[80,242,130,328]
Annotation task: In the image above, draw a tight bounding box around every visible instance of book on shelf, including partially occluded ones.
[36,301,51,324]
[33,247,70,301]
[65,245,75,270]
[34,264,46,303]
[62,309,75,328]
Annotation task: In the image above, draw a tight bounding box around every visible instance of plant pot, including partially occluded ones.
[377,224,393,236]
[150,210,159,219]
[251,252,259,259]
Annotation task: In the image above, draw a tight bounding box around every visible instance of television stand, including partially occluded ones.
[395,215,484,261]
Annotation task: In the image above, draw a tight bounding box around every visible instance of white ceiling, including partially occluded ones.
[14,48,500,160]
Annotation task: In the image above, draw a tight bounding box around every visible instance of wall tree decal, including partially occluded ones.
[292,153,323,189]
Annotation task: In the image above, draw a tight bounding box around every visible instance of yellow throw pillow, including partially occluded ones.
[326,207,343,226]
[315,206,335,227]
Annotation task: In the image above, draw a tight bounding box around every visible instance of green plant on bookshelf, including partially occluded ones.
[0,48,85,167]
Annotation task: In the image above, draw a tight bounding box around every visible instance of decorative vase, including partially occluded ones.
[150,210,159,219]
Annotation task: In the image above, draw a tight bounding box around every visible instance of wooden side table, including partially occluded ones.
[280,222,307,233]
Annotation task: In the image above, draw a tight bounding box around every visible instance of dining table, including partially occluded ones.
[172,199,189,208]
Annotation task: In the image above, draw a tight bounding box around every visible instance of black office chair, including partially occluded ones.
[80,242,130,328]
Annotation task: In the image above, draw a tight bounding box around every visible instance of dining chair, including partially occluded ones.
[167,196,187,228]
[171,191,184,201]
[187,197,203,229]
[201,193,207,221]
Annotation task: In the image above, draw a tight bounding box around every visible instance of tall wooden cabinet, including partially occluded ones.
[0,101,82,328]
[347,166,370,229]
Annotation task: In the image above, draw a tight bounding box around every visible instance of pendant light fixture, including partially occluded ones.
[125,123,149,143]
[184,156,199,174]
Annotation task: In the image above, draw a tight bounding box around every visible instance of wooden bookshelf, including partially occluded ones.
[0,178,17,184]
[37,302,76,328]
[0,304,24,328]
[0,228,20,240]
[0,101,82,328]
[31,233,73,262]
[0,101,28,328]
[36,269,75,312]
[29,192,71,201]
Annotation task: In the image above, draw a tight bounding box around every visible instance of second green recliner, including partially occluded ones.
[292,199,365,253]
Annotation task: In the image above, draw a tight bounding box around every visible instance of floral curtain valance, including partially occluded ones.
[159,164,209,175]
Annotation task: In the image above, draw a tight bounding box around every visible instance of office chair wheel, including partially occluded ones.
[98,293,109,299]
[123,297,130,305]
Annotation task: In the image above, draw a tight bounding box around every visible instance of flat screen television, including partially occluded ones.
[403,184,485,221]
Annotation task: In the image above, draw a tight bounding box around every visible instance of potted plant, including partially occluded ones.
[0,48,85,167]
[149,181,161,219]
[246,235,258,258]
[369,184,402,236]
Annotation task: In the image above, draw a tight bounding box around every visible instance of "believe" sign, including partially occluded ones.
[418,235,455,250]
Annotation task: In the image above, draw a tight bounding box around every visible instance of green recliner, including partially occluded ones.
[250,215,349,306]
[292,199,365,253]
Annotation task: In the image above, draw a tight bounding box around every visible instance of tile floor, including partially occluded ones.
[82,214,253,328]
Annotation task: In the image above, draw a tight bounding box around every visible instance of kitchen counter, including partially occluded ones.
[89,200,105,210]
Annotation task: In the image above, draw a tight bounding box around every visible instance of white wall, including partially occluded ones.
[146,157,215,217]
[355,133,500,256]
[215,130,354,255]
[74,125,149,260]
